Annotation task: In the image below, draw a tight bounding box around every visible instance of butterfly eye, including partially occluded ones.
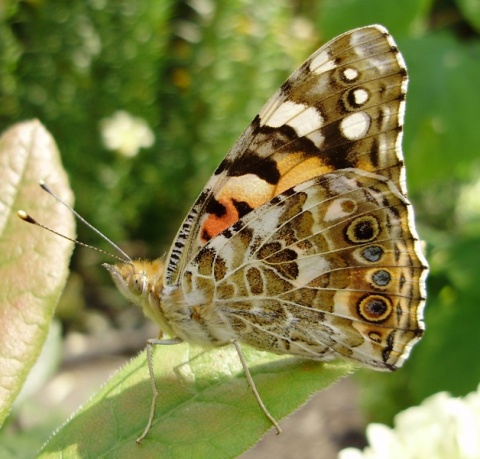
[129,273,146,296]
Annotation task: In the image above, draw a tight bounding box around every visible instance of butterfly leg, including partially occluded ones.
[232,340,282,435]
[136,336,184,444]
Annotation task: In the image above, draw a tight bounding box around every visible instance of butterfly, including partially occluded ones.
[104,24,428,442]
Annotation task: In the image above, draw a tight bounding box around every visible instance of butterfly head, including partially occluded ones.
[103,259,165,312]
[104,258,181,338]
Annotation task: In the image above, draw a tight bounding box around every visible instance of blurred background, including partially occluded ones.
[1,0,480,457]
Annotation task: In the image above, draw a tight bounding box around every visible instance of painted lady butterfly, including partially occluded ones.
[104,25,428,442]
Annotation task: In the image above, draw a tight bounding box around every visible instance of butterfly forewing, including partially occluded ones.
[165,25,410,285]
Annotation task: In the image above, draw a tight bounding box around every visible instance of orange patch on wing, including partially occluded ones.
[275,155,332,194]
[201,174,275,242]
[200,156,332,244]
[202,198,238,242]
[356,156,377,173]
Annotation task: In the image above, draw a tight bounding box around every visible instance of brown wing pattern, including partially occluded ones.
[183,170,427,370]
[165,25,408,284]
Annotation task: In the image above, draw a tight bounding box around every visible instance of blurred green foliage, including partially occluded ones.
[2,0,480,441]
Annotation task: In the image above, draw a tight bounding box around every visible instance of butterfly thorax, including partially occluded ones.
[104,259,236,347]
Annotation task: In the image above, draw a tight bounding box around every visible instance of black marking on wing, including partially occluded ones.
[369,138,379,167]
[220,123,324,184]
[205,196,227,217]
[220,149,281,185]
[232,199,253,218]
[317,119,354,169]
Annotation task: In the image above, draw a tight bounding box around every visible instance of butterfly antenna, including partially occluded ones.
[18,181,132,263]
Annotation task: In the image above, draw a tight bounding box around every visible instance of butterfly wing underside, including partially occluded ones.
[183,169,426,370]
[165,25,410,285]
[164,25,427,370]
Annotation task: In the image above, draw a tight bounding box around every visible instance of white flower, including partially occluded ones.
[339,385,480,459]
[100,110,154,157]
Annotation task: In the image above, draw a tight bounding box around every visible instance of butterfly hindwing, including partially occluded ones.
[183,168,425,370]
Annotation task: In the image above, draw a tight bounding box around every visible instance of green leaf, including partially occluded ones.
[39,344,354,458]
[0,120,75,427]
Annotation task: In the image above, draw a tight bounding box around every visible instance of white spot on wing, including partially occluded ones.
[295,254,330,286]
[260,100,304,127]
[378,135,387,157]
[353,88,369,105]
[324,198,357,221]
[288,106,323,137]
[309,50,336,75]
[380,105,392,130]
[306,130,325,148]
[340,112,370,140]
[343,67,358,81]
[259,100,324,147]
